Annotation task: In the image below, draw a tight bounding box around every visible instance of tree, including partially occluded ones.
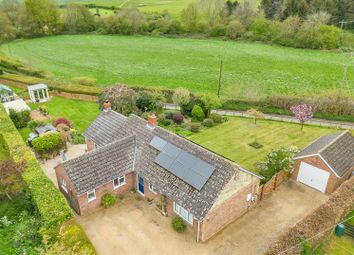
[0,10,16,43]
[192,105,205,121]
[0,0,21,27]
[200,94,221,117]
[64,3,95,33]
[282,0,308,19]
[172,88,190,106]
[181,2,200,32]
[246,108,264,125]
[105,7,146,35]
[226,20,245,39]
[24,0,60,36]
[0,160,26,200]
[98,85,137,115]
[233,0,259,28]
[199,0,225,27]
[135,91,153,112]
[256,146,299,182]
[261,0,283,20]
[290,103,313,131]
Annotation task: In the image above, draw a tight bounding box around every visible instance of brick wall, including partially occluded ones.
[200,178,260,242]
[292,156,338,194]
[51,91,97,102]
[86,138,94,151]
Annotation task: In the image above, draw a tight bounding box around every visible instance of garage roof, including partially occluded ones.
[295,131,354,177]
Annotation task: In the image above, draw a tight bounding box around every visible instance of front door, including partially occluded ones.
[138,176,144,195]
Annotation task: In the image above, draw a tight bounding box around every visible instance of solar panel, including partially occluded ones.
[150,136,216,191]
[149,136,167,151]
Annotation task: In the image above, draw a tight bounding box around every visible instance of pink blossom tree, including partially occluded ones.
[290,103,314,131]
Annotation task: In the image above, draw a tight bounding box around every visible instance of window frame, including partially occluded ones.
[149,183,157,194]
[87,189,96,202]
[113,175,126,189]
[173,202,193,225]
[61,178,68,193]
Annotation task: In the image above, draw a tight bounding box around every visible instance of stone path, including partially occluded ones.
[164,104,354,130]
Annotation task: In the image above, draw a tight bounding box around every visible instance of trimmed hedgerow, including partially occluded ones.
[32,133,63,157]
[0,104,73,241]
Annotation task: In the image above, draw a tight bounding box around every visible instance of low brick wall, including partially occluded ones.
[259,171,289,200]
[267,176,354,255]
[51,91,97,102]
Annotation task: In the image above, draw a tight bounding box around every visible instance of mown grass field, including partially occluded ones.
[1,35,353,98]
[185,117,345,172]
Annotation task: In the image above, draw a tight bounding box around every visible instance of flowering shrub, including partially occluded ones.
[290,103,313,130]
[173,113,184,124]
[54,118,71,127]
[256,146,299,182]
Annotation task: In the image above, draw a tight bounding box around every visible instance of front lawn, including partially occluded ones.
[29,96,100,133]
[186,117,344,173]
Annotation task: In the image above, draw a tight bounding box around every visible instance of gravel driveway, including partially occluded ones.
[77,180,327,255]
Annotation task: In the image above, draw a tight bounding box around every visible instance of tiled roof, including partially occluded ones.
[296,131,354,177]
[63,135,136,195]
[83,110,127,147]
[73,112,247,220]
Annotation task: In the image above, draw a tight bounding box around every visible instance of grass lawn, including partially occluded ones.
[185,117,345,172]
[1,35,353,98]
[326,236,354,255]
[0,136,9,161]
[29,96,100,133]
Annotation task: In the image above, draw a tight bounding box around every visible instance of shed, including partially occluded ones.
[3,99,30,114]
[292,131,354,194]
[0,84,14,102]
[28,84,49,103]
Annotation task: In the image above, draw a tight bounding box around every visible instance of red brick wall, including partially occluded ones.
[292,156,338,194]
[86,138,94,152]
[51,91,97,101]
[200,178,260,241]
[259,170,289,199]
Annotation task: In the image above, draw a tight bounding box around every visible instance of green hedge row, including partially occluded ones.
[0,104,73,237]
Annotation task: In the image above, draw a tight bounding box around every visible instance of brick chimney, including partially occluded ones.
[102,100,111,112]
[147,113,157,129]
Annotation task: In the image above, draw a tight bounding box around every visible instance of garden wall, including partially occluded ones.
[258,170,289,200]
[267,176,354,255]
[0,104,96,253]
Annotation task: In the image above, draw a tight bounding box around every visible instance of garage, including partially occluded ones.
[292,131,354,194]
[297,162,329,192]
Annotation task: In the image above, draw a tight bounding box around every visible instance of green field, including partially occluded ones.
[1,35,353,98]
[185,117,344,171]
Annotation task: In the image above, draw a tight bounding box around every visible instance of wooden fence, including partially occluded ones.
[258,170,289,200]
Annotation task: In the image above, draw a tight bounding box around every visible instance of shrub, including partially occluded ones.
[71,76,96,86]
[72,132,86,144]
[209,24,226,37]
[248,19,272,41]
[101,193,117,208]
[159,118,173,126]
[32,133,63,156]
[173,113,184,124]
[141,111,149,120]
[0,69,3,75]
[54,118,71,127]
[171,216,186,233]
[9,109,31,129]
[39,106,48,115]
[172,88,190,106]
[203,118,214,127]
[226,20,245,39]
[164,111,174,120]
[192,105,204,121]
[210,113,223,124]
[190,123,201,133]
[136,91,153,111]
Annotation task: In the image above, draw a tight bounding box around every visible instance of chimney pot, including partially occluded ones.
[147,113,157,129]
[103,100,111,112]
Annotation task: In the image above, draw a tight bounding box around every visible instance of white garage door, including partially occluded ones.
[297,162,330,193]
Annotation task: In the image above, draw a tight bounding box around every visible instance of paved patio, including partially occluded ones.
[40,143,86,186]
[77,180,327,255]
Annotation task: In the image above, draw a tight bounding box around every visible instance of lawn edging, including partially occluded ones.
[0,104,96,253]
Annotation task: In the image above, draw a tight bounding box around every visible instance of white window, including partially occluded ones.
[61,178,68,193]
[149,183,157,194]
[87,189,96,202]
[113,176,126,189]
[173,202,193,224]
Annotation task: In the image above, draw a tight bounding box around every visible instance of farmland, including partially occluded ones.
[1,35,353,99]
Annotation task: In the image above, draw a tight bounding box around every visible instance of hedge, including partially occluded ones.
[0,104,73,238]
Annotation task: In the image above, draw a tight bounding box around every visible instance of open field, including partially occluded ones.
[185,117,346,172]
[1,35,353,98]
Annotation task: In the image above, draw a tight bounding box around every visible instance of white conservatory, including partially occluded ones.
[28,84,49,103]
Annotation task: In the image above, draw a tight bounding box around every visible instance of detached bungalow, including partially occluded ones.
[55,106,262,242]
[292,131,354,194]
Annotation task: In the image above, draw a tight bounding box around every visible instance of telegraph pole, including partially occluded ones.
[217,59,223,98]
